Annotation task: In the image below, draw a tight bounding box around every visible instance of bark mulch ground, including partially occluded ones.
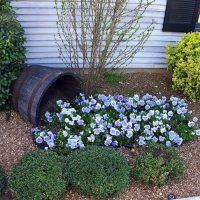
[0,71,200,200]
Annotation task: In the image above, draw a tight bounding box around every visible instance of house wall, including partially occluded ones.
[12,0,183,68]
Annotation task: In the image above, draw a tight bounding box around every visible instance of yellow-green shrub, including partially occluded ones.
[166,32,200,100]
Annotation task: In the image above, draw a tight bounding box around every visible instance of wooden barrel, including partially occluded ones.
[12,65,82,125]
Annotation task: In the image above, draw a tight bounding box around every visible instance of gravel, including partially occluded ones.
[0,71,200,200]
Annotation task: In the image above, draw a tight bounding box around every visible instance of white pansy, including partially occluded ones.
[63,131,68,137]
[65,118,70,123]
[126,130,133,138]
[69,120,75,126]
[153,121,159,126]
[136,115,142,122]
[160,127,166,134]
[56,100,63,106]
[87,134,95,142]
[65,126,70,130]
[162,114,168,120]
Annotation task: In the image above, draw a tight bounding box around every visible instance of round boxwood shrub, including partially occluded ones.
[66,146,130,199]
[9,151,68,200]
[0,166,5,198]
[132,143,184,186]
[0,0,26,109]
[166,32,200,100]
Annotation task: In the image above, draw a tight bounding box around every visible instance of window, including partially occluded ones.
[163,0,200,32]
[195,6,200,31]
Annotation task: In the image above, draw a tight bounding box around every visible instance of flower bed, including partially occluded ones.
[32,93,200,152]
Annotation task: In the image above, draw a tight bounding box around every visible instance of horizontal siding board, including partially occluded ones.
[14,6,166,14]
[25,34,181,42]
[32,63,167,68]
[12,0,167,7]
[26,57,166,64]
[23,28,181,36]
[15,12,165,18]
[24,40,176,47]
[27,46,167,53]
[27,52,166,59]
[12,0,183,68]
[20,19,163,27]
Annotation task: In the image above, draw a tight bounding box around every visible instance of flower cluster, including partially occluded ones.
[32,94,200,150]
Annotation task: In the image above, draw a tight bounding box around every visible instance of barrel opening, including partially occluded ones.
[38,74,81,123]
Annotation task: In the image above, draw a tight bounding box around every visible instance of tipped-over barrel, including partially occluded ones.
[12,65,81,125]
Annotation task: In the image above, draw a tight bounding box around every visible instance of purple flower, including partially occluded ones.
[56,113,63,121]
[149,101,156,107]
[138,136,146,146]
[134,123,140,131]
[45,112,50,118]
[45,112,53,123]
[193,117,198,122]
[104,100,111,107]
[188,121,195,127]
[142,115,148,121]
[82,107,90,113]
[90,99,97,105]
[36,137,43,144]
[110,128,117,136]
[117,95,124,101]
[195,129,200,136]
[156,100,162,106]
[104,138,112,146]
[62,102,70,108]
[111,140,119,147]
[44,136,50,142]
[47,139,55,148]
[139,100,145,106]
[125,103,132,110]
[152,136,158,143]
[95,103,101,110]
[93,128,101,135]
[31,127,40,134]
[145,105,150,110]
[166,141,171,147]
[107,123,113,129]
[174,137,183,146]
[126,130,133,138]
[39,131,45,137]
[172,101,178,106]
[77,119,84,126]
[159,136,165,142]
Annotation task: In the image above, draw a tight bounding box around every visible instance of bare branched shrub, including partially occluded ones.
[55,0,154,94]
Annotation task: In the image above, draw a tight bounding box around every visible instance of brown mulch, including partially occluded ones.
[0,71,200,200]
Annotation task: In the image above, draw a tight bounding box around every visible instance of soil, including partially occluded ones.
[0,71,200,200]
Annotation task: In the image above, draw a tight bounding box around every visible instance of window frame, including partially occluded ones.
[195,4,200,31]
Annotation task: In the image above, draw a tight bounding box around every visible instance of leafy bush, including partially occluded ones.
[0,166,5,198]
[9,151,68,200]
[166,32,200,100]
[32,94,200,152]
[132,143,184,186]
[66,146,130,199]
[0,0,26,109]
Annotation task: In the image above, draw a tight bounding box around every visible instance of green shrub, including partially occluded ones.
[0,166,5,198]
[0,0,26,109]
[66,146,130,199]
[9,151,68,200]
[132,143,184,186]
[166,32,200,100]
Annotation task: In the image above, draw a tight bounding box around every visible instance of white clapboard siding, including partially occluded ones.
[12,0,183,68]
